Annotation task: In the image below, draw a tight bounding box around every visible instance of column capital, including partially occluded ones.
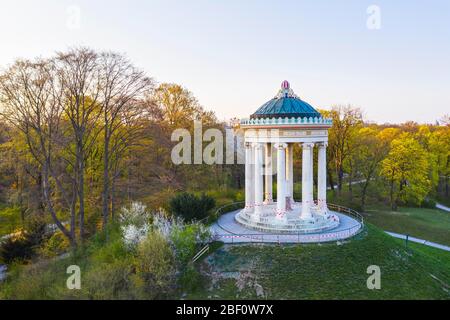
[245,142,252,149]
[274,142,288,150]
[318,141,328,148]
[252,142,264,149]
[301,142,315,149]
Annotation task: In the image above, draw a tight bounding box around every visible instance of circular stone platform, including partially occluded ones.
[210,209,362,244]
[235,202,339,234]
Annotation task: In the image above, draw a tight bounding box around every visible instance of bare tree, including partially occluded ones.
[55,48,102,241]
[97,52,153,227]
[0,59,76,245]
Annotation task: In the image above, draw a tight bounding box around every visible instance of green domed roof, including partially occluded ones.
[251,81,321,119]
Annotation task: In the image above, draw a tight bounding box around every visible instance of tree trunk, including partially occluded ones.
[361,181,369,212]
[102,128,110,229]
[235,165,242,189]
[390,177,395,211]
[338,166,344,194]
[327,166,334,191]
[394,181,402,211]
[446,175,449,198]
[70,180,77,244]
[110,174,117,221]
[348,164,353,201]
[42,162,75,247]
[16,174,26,224]
[236,173,241,189]
[37,172,45,214]
[77,142,85,242]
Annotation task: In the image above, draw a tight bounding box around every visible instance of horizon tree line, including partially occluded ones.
[0,47,448,247]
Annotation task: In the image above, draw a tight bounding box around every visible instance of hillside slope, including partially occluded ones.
[191,224,450,299]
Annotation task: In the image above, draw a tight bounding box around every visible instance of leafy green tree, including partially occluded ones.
[349,127,388,211]
[324,105,363,193]
[381,134,431,210]
[427,126,450,197]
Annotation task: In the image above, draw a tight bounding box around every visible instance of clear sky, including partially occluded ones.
[0,0,449,123]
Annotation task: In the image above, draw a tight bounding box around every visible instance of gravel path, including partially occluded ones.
[385,231,450,252]
[436,202,450,212]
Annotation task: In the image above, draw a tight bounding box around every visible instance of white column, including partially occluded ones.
[301,143,314,220]
[286,144,294,202]
[264,143,273,204]
[275,143,287,217]
[309,143,314,205]
[244,143,254,212]
[318,142,328,214]
[253,143,264,215]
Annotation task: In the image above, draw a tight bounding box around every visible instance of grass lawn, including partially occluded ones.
[363,207,450,246]
[405,241,450,272]
[189,224,450,299]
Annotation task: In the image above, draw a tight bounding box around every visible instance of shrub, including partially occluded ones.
[133,232,176,299]
[234,190,245,202]
[170,225,198,266]
[82,260,134,300]
[169,192,215,221]
[0,235,35,264]
[38,231,70,258]
[24,216,47,245]
[0,217,47,264]
[119,202,151,226]
[91,237,129,265]
[420,198,436,209]
[119,202,151,249]
[121,224,150,249]
[170,223,212,266]
[152,210,184,239]
[0,260,58,299]
[178,263,203,292]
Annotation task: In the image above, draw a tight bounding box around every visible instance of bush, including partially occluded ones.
[0,260,59,299]
[24,216,47,245]
[170,222,212,266]
[82,260,134,300]
[91,237,129,265]
[178,263,203,292]
[38,231,70,258]
[169,192,215,221]
[0,236,35,264]
[133,232,176,299]
[0,217,47,264]
[170,225,198,266]
[420,198,436,209]
[119,202,151,249]
[119,202,151,226]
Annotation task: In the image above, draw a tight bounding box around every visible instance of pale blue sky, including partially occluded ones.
[1,0,449,123]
